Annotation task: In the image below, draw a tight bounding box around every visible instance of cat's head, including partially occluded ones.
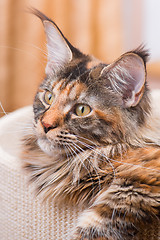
[32,9,150,157]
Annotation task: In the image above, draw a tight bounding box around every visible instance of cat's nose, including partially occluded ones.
[41,121,58,133]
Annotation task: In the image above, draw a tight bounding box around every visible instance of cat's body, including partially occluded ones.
[21,9,160,240]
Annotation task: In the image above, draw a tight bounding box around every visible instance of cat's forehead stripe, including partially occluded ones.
[53,79,66,92]
[65,81,77,96]
[68,81,87,100]
[53,78,87,101]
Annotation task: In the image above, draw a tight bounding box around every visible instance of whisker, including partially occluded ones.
[65,144,81,179]
[69,143,91,182]
[72,141,102,192]
[22,42,48,57]
[67,144,81,184]
[76,135,99,147]
[70,142,99,196]
[0,111,10,115]
[108,157,160,173]
[0,45,46,67]
[76,139,116,179]
[60,141,70,160]
[0,102,7,116]
[76,137,160,173]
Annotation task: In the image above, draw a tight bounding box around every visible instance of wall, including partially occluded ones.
[0,0,160,117]
[0,0,123,117]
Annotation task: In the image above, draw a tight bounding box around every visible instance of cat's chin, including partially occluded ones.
[37,138,61,157]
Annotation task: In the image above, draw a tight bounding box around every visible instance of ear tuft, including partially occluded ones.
[28,7,52,22]
[131,45,150,66]
[30,8,73,75]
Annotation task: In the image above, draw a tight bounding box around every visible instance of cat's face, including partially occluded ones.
[32,9,150,157]
[33,60,120,156]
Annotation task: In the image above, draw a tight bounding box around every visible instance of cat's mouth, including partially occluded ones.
[37,130,98,158]
[35,120,99,156]
[37,136,66,157]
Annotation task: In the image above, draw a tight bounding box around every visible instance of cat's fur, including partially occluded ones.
[21,9,160,240]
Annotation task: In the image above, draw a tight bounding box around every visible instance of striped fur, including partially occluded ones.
[21,9,160,240]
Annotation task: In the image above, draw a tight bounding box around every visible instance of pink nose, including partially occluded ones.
[41,121,58,133]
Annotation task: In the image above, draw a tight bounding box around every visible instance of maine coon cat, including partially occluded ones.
[21,9,160,240]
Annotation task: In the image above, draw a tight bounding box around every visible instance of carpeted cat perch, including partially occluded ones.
[0,90,160,240]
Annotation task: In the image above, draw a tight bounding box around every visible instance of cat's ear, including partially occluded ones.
[101,49,149,108]
[31,9,73,75]
[43,20,73,75]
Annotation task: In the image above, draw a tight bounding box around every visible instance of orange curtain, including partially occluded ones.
[0,0,123,117]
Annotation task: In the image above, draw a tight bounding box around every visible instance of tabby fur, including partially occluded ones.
[21,9,160,240]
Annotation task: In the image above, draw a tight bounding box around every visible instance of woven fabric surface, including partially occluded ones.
[0,155,80,240]
[0,93,160,240]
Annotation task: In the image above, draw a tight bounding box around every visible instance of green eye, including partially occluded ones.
[75,104,91,116]
[44,91,54,105]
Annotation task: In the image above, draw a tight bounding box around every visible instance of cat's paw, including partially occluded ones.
[73,209,137,240]
[73,209,111,240]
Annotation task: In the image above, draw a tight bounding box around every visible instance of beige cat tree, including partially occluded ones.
[0,90,160,240]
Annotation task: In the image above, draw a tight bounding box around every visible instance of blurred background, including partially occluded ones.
[0,0,160,117]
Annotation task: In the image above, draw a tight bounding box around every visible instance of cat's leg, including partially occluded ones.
[73,179,159,240]
[74,208,136,240]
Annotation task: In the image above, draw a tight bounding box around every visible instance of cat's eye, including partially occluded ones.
[75,104,91,116]
[44,91,54,105]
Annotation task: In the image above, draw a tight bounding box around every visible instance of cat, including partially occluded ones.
[21,9,160,240]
